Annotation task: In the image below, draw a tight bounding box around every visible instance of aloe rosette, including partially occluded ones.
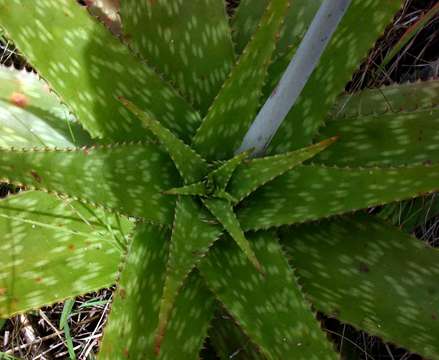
[0,0,439,359]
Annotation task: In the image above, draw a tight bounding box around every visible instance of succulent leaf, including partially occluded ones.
[120,0,235,114]
[193,0,290,160]
[120,98,209,183]
[99,224,215,359]
[202,198,262,272]
[199,231,337,359]
[0,144,179,224]
[208,149,252,191]
[0,66,92,148]
[282,215,439,359]
[229,138,336,203]
[0,0,201,141]
[155,197,222,352]
[232,0,322,58]
[238,164,439,230]
[315,109,439,166]
[268,0,404,154]
[330,78,439,119]
[0,191,131,318]
[164,182,206,197]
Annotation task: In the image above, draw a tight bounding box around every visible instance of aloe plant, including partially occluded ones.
[0,0,438,358]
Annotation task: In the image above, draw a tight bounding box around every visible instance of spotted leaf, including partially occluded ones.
[0,191,132,318]
[315,109,439,166]
[229,138,336,203]
[199,231,337,359]
[238,164,439,230]
[121,98,209,183]
[202,198,262,272]
[268,0,404,154]
[193,0,290,160]
[155,197,222,351]
[99,224,216,359]
[232,0,322,58]
[282,215,439,359]
[0,0,201,141]
[330,78,439,119]
[0,144,179,225]
[120,0,234,114]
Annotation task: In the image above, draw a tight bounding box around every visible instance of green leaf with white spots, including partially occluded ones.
[268,0,404,154]
[120,0,235,114]
[99,224,216,359]
[156,197,222,350]
[199,231,338,360]
[0,0,201,142]
[330,79,439,119]
[121,98,209,183]
[193,0,290,160]
[315,109,439,166]
[282,215,439,359]
[229,138,337,203]
[203,198,262,272]
[233,0,323,100]
[232,0,322,58]
[0,66,92,148]
[0,144,179,225]
[237,164,439,231]
[0,191,132,318]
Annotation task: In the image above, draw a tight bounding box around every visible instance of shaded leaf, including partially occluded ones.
[193,0,290,160]
[0,144,179,225]
[282,215,439,359]
[268,0,404,154]
[208,308,266,360]
[0,191,131,318]
[238,164,439,230]
[0,0,200,141]
[120,0,235,113]
[99,224,216,359]
[200,231,337,359]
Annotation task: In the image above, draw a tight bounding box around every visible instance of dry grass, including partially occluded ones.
[1,0,438,358]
